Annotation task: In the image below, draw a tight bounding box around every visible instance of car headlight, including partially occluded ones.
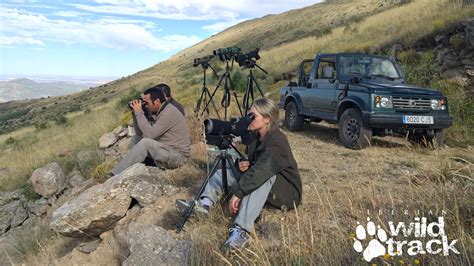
[375,95,392,108]
[380,97,391,108]
[431,99,440,110]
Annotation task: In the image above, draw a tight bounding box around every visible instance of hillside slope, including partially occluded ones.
[3,0,467,133]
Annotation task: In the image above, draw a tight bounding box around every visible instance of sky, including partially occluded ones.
[0,0,321,79]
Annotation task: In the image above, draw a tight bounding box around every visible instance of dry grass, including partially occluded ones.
[0,102,120,190]
[182,123,473,264]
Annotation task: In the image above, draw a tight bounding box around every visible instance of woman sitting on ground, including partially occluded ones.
[177,97,302,250]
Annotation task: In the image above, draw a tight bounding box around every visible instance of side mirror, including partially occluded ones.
[329,78,336,84]
[306,82,312,88]
[352,76,361,84]
[288,81,297,87]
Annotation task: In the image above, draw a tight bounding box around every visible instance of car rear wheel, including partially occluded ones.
[338,108,372,149]
[285,101,304,131]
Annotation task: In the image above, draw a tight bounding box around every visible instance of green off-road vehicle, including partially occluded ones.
[279,53,453,149]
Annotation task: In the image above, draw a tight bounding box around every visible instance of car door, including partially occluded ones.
[306,56,338,113]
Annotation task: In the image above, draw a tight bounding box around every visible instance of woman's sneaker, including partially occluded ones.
[175,199,209,216]
[222,224,250,251]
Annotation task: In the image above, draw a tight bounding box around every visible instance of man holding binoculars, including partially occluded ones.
[111,83,191,175]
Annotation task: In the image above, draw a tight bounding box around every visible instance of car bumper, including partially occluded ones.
[362,112,453,129]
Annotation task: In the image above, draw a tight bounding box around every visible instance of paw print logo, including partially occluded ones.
[353,217,389,262]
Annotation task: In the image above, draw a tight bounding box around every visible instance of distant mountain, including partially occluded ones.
[0,78,95,102]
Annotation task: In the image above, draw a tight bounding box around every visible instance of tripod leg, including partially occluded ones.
[176,154,222,233]
[200,74,226,117]
[205,87,221,119]
[194,87,207,115]
[252,76,265,97]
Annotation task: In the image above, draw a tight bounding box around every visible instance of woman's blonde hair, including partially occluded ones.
[251,97,279,131]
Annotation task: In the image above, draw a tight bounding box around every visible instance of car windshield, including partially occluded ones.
[339,55,400,79]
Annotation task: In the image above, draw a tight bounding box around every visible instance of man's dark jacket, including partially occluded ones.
[231,127,302,209]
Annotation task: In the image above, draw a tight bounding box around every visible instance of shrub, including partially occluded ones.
[34,122,49,130]
[432,79,473,147]
[5,137,15,145]
[398,49,439,86]
[450,33,465,50]
[91,160,115,183]
[53,114,68,126]
[20,182,41,201]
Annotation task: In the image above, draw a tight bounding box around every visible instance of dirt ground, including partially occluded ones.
[17,121,473,265]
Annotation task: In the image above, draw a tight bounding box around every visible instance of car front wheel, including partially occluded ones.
[285,101,304,131]
[338,108,372,149]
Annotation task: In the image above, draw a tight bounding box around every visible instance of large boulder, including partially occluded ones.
[29,162,65,198]
[123,224,190,266]
[50,164,178,237]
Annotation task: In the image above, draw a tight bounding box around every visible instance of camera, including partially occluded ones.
[193,55,214,67]
[213,47,241,61]
[234,48,260,67]
[128,97,152,121]
[204,113,255,147]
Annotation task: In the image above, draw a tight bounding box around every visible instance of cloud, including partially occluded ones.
[70,0,320,21]
[0,36,44,46]
[0,7,201,51]
[202,19,247,34]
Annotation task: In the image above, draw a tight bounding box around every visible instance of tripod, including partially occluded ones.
[194,62,220,119]
[242,59,268,116]
[176,138,243,233]
[200,60,243,120]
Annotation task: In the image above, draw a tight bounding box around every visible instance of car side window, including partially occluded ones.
[316,58,336,79]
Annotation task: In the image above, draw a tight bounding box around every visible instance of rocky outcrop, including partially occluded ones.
[123,224,190,266]
[0,195,28,233]
[29,162,65,198]
[50,163,179,237]
[433,17,474,91]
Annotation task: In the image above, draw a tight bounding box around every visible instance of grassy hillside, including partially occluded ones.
[1,0,473,264]
[1,0,472,190]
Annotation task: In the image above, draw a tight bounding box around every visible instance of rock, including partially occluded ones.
[123,224,190,266]
[29,162,65,198]
[0,190,23,206]
[26,198,49,216]
[50,164,175,237]
[99,133,117,149]
[464,18,474,47]
[67,169,86,187]
[76,239,101,254]
[0,200,28,233]
[49,179,131,237]
[112,126,124,136]
[69,178,97,197]
[130,181,162,206]
[127,126,136,137]
[76,150,103,174]
[118,128,128,138]
[113,206,142,259]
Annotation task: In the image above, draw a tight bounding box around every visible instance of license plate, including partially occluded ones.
[403,115,433,124]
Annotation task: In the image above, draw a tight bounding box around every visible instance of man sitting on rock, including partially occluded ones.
[111,84,190,175]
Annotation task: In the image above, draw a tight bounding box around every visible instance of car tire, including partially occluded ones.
[431,129,446,148]
[338,108,372,149]
[408,129,446,148]
[285,101,304,131]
